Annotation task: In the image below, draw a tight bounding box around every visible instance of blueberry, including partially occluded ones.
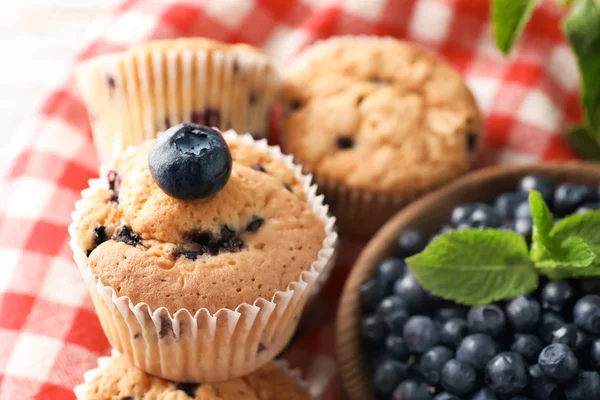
[514,218,533,240]
[468,205,502,228]
[433,393,460,400]
[510,397,532,400]
[377,295,408,316]
[394,273,429,312]
[434,307,468,322]
[392,380,433,400]
[485,352,529,396]
[397,229,428,257]
[360,279,387,312]
[373,359,411,394]
[440,318,469,348]
[456,333,500,370]
[385,309,411,334]
[386,334,410,361]
[470,388,499,400]
[518,175,553,204]
[506,296,541,332]
[418,346,455,384]
[495,192,527,220]
[514,201,532,221]
[576,202,600,214]
[539,312,566,344]
[377,258,406,289]
[573,295,600,334]
[581,278,600,295]
[451,204,476,226]
[554,183,592,216]
[552,324,589,354]
[404,316,439,353]
[511,334,543,364]
[529,364,562,400]
[541,280,575,313]
[538,343,579,382]
[361,314,388,343]
[148,124,232,200]
[440,359,477,396]
[590,339,600,370]
[468,305,506,338]
[565,371,600,400]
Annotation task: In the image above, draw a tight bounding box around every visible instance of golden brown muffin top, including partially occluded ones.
[280,37,483,195]
[85,355,310,400]
[74,138,325,314]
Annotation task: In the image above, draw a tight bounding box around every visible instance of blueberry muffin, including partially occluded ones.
[76,38,278,162]
[69,124,335,382]
[280,36,482,236]
[75,354,310,400]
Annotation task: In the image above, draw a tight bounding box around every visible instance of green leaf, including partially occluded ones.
[563,0,600,137]
[565,125,600,161]
[406,229,537,306]
[553,210,600,254]
[557,0,574,5]
[529,190,596,269]
[529,190,554,244]
[538,210,600,277]
[492,0,537,54]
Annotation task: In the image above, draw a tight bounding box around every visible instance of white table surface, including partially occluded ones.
[0,1,120,150]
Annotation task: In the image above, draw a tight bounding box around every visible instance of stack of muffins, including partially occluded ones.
[71,36,480,399]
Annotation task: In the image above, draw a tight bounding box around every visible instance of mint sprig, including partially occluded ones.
[529,190,595,269]
[406,190,600,305]
[563,0,600,143]
[491,0,600,161]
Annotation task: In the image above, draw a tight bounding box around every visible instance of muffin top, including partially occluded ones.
[83,355,310,400]
[74,131,325,314]
[280,37,483,195]
[130,38,265,57]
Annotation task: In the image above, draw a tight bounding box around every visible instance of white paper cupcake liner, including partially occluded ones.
[281,35,482,237]
[76,44,278,163]
[74,349,319,399]
[69,130,337,383]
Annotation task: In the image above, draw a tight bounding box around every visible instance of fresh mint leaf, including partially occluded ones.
[563,0,600,140]
[538,210,600,277]
[492,0,537,54]
[529,190,554,243]
[553,210,600,254]
[529,190,596,269]
[406,229,537,306]
[565,125,600,161]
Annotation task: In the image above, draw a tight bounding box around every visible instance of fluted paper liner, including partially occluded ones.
[69,131,337,383]
[74,349,318,399]
[76,44,278,162]
[282,35,482,237]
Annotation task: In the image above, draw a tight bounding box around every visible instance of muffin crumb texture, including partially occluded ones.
[75,139,324,314]
[281,38,482,195]
[85,356,310,400]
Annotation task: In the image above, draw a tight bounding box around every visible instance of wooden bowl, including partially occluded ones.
[336,162,600,400]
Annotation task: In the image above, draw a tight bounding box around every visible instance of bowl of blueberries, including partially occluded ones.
[336,162,600,400]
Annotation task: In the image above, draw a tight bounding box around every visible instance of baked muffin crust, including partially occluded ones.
[280,37,483,195]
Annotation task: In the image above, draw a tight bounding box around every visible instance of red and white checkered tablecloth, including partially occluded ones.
[0,0,584,398]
